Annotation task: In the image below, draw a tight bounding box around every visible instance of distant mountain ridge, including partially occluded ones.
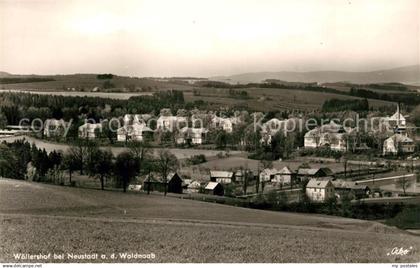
[211,65,420,85]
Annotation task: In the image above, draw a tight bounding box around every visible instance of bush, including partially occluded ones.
[186,154,207,165]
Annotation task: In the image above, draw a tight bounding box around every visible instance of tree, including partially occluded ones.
[128,141,152,176]
[89,149,113,190]
[62,153,79,184]
[67,141,89,175]
[0,110,7,129]
[115,151,140,192]
[215,130,229,149]
[396,175,413,195]
[156,150,179,196]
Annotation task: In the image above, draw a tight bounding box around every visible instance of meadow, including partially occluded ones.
[0,178,419,263]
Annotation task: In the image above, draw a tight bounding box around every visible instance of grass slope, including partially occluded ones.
[0,179,419,263]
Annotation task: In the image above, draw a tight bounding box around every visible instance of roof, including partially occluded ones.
[210,171,234,178]
[260,168,278,175]
[205,182,221,190]
[320,121,345,133]
[298,167,333,176]
[332,180,368,190]
[279,166,293,174]
[187,180,201,188]
[304,128,320,138]
[79,122,102,130]
[386,134,414,143]
[298,168,320,176]
[389,112,406,121]
[142,172,182,183]
[306,179,333,189]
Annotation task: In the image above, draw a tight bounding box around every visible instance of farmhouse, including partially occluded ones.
[332,180,370,200]
[305,179,335,202]
[210,170,234,184]
[383,134,415,155]
[204,182,224,196]
[78,122,103,139]
[142,172,183,194]
[272,166,296,186]
[297,167,333,179]
[259,168,278,182]
[43,119,67,138]
[185,180,201,193]
[117,123,153,142]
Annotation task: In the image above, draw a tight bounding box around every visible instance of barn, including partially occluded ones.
[204,182,224,196]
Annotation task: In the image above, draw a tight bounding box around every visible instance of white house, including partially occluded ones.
[78,123,103,139]
[260,118,304,145]
[305,179,335,202]
[259,168,278,182]
[272,166,295,185]
[43,119,67,138]
[157,116,187,132]
[304,121,353,151]
[176,127,208,145]
[117,123,153,142]
[211,116,241,133]
[210,171,234,184]
[123,114,152,126]
[186,180,201,193]
[383,134,415,155]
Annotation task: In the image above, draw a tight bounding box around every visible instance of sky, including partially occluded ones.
[0,0,419,77]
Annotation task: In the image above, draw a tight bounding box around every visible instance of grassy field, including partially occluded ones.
[185,87,395,111]
[0,135,243,160]
[0,89,153,100]
[0,178,419,263]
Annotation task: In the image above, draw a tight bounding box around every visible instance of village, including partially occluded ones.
[1,102,418,208]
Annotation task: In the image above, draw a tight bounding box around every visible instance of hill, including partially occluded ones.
[0,178,419,263]
[211,65,420,85]
[0,73,194,92]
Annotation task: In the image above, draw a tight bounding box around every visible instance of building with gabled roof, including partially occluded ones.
[305,179,335,202]
[204,182,224,196]
[210,170,234,184]
[383,134,415,155]
[117,123,153,142]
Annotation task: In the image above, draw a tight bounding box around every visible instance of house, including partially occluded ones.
[176,127,208,145]
[259,168,278,182]
[259,118,302,145]
[211,116,241,133]
[297,167,333,179]
[204,182,224,196]
[304,121,354,151]
[386,104,407,133]
[332,180,370,200]
[157,115,187,132]
[234,169,254,183]
[210,170,234,184]
[383,134,415,155]
[78,122,103,139]
[142,172,183,194]
[123,114,152,126]
[305,179,335,202]
[186,180,201,193]
[43,119,67,138]
[272,166,297,186]
[117,123,153,142]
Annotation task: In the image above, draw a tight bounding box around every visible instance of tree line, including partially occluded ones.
[0,139,179,194]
